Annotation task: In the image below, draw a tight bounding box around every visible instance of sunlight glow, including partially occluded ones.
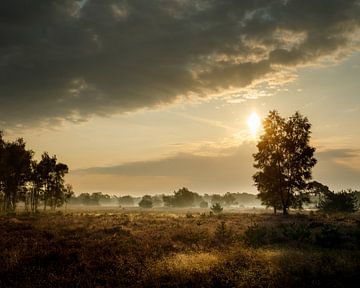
[247,112,261,137]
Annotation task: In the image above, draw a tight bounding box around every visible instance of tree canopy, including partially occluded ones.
[253,111,317,215]
[318,189,358,213]
[0,131,72,213]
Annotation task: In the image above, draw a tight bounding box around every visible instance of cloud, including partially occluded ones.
[67,145,360,195]
[1,0,360,127]
[316,148,360,160]
[70,142,257,194]
[314,148,360,191]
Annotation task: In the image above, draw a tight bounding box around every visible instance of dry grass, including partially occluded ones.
[1,209,360,287]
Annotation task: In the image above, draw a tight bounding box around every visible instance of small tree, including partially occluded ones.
[318,190,358,213]
[211,202,223,214]
[163,187,201,207]
[139,195,153,208]
[253,111,317,215]
[63,184,74,210]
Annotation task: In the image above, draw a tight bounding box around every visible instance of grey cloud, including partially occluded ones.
[1,0,360,126]
[74,143,257,193]
[316,148,360,160]
[71,145,360,194]
[314,148,360,190]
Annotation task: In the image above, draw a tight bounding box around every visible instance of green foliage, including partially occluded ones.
[318,190,358,213]
[253,110,317,215]
[210,202,223,214]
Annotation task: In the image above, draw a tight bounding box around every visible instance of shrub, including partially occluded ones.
[243,223,269,247]
[139,195,153,208]
[281,223,311,242]
[315,224,344,248]
[214,221,234,245]
[210,203,223,214]
[318,190,358,213]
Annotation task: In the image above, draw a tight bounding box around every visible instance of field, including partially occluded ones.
[1,208,360,288]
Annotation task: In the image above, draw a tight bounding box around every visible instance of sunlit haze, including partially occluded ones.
[247,113,261,138]
[1,0,360,195]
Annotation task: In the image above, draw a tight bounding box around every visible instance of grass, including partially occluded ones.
[1,209,360,287]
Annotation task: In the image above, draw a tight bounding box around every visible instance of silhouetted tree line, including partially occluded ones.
[70,192,112,206]
[0,131,73,213]
[69,188,259,209]
[309,181,359,213]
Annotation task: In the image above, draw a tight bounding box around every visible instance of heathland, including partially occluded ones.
[1,208,360,288]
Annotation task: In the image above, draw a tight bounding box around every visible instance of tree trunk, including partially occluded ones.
[282,206,288,215]
[273,207,277,214]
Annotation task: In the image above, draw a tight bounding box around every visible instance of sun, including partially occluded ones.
[247,112,261,137]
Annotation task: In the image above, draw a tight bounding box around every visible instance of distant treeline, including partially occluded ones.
[69,185,360,213]
[69,187,261,208]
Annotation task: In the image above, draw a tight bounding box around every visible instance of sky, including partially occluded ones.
[1,0,360,195]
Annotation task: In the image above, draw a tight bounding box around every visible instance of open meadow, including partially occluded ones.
[1,208,360,288]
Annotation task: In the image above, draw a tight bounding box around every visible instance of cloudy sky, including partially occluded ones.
[1,0,360,195]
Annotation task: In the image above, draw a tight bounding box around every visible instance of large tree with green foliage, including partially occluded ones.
[253,111,317,215]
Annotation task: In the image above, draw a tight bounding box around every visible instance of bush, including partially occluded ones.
[318,190,358,213]
[315,224,344,248]
[243,223,268,247]
[210,203,223,214]
[139,195,153,208]
[214,221,234,245]
[281,223,311,242]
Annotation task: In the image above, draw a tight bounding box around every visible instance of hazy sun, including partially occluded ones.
[247,112,261,137]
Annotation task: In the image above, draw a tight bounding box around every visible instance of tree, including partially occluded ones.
[318,189,358,213]
[28,160,44,212]
[210,203,223,214]
[118,195,134,206]
[63,184,74,210]
[253,111,317,215]
[163,187,201,207]
[37,152,69,210]
[139,195,153,208]
[223,192,236,206]
[0,131,72,213]
[0,135,33,212]
[307,181,331,207]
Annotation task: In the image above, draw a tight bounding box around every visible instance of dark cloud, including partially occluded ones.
[1,0,360,126]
